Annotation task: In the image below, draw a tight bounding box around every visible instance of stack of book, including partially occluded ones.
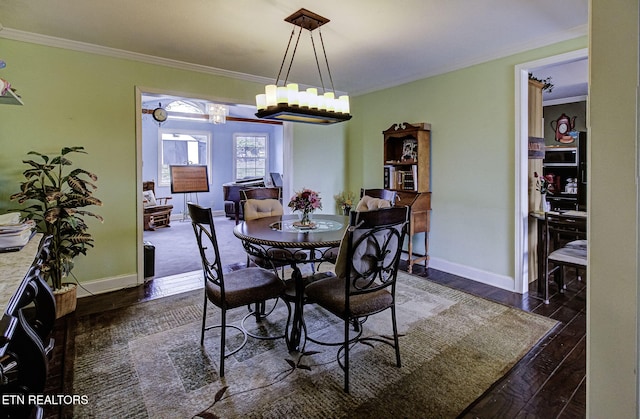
[383,165,418,191]
[0,213,35,251]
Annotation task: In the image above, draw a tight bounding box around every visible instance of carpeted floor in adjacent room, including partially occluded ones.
[143,215,246,279]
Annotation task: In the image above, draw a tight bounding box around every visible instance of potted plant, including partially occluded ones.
[10,146,103,318]
[333,191,355,215]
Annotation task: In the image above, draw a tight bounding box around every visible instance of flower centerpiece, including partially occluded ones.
[534,171,554,212]
[334,191,355,215]
[288,188,322,226]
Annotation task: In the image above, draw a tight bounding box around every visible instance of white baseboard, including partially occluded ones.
[78,256,521,299]
[429,257,520,293]
[76,273,139,298]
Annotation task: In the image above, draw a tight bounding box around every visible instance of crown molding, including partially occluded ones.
[0,27,273,85]
[0,24,587,98]
[543,95,588,106]
[351,24,588,96]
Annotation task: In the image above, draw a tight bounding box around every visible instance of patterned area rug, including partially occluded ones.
[69,272,557,418]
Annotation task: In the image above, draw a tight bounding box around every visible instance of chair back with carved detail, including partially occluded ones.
[305,206,409,392]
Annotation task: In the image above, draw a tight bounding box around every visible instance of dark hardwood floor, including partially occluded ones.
[43,260,586,418]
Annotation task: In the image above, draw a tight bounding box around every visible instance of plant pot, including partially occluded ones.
[53,283,77,319]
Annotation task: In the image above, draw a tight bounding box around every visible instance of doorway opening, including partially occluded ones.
[135,88,289,283]
[514,48,588,295]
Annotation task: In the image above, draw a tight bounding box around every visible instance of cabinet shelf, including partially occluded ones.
[383,122,430,192]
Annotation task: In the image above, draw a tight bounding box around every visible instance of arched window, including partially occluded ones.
[165,100,204,115]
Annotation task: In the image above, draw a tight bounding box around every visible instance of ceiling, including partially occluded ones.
[0,0,588,97]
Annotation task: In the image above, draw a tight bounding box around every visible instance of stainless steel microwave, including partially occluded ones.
[544,147,578,166]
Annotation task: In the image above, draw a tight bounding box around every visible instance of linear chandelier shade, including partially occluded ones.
[255,8,351,125]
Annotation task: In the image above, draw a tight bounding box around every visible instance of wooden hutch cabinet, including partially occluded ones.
[382,122,432,272]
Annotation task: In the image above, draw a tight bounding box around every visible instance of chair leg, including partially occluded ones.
[543,259,550,304]
[391,305,401,368]
[201,295,208,345]
[220,308,226,377]
[344,317,350,393]
[253,301,266,321]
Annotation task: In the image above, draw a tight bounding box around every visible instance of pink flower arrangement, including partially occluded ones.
[534,172,554,195]
[288,188,322,213]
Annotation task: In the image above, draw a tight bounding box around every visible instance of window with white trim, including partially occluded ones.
[233,133,268,180]
[158,129,211,187]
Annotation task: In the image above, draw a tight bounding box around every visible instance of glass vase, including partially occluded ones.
[538,193,549,213]
[300,210,312,226]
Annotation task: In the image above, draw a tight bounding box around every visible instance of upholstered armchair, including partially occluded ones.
[143,181,173,231]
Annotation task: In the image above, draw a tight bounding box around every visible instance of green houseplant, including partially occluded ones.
[10,146,102,315]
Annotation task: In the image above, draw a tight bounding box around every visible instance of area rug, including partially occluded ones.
[68,272,557,418]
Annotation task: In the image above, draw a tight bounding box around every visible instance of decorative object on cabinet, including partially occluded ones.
[10,147,103,296]
[381,121,432,272]
[550,113,577,143]
[254,8,351,125]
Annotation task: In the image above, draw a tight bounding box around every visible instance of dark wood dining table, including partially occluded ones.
[233,214,347,351]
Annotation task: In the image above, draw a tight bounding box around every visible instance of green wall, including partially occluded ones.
[290,122,349,213]
[349,37,588,280]
[0,38,348,287]
[588,0,639,415]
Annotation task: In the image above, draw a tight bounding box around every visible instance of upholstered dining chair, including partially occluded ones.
[243,198,284,221]
[543,212,587,304]
[241,194,287,269]
[318,189,396,269]
[241,187,282,203]
[187,202,287,377]
[360,188,397,204]
[305,206,410,392]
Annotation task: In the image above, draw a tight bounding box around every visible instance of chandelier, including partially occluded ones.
[207,103,228,124]
[255,8,351,125]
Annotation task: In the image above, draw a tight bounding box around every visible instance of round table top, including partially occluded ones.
[233,214,348,249]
